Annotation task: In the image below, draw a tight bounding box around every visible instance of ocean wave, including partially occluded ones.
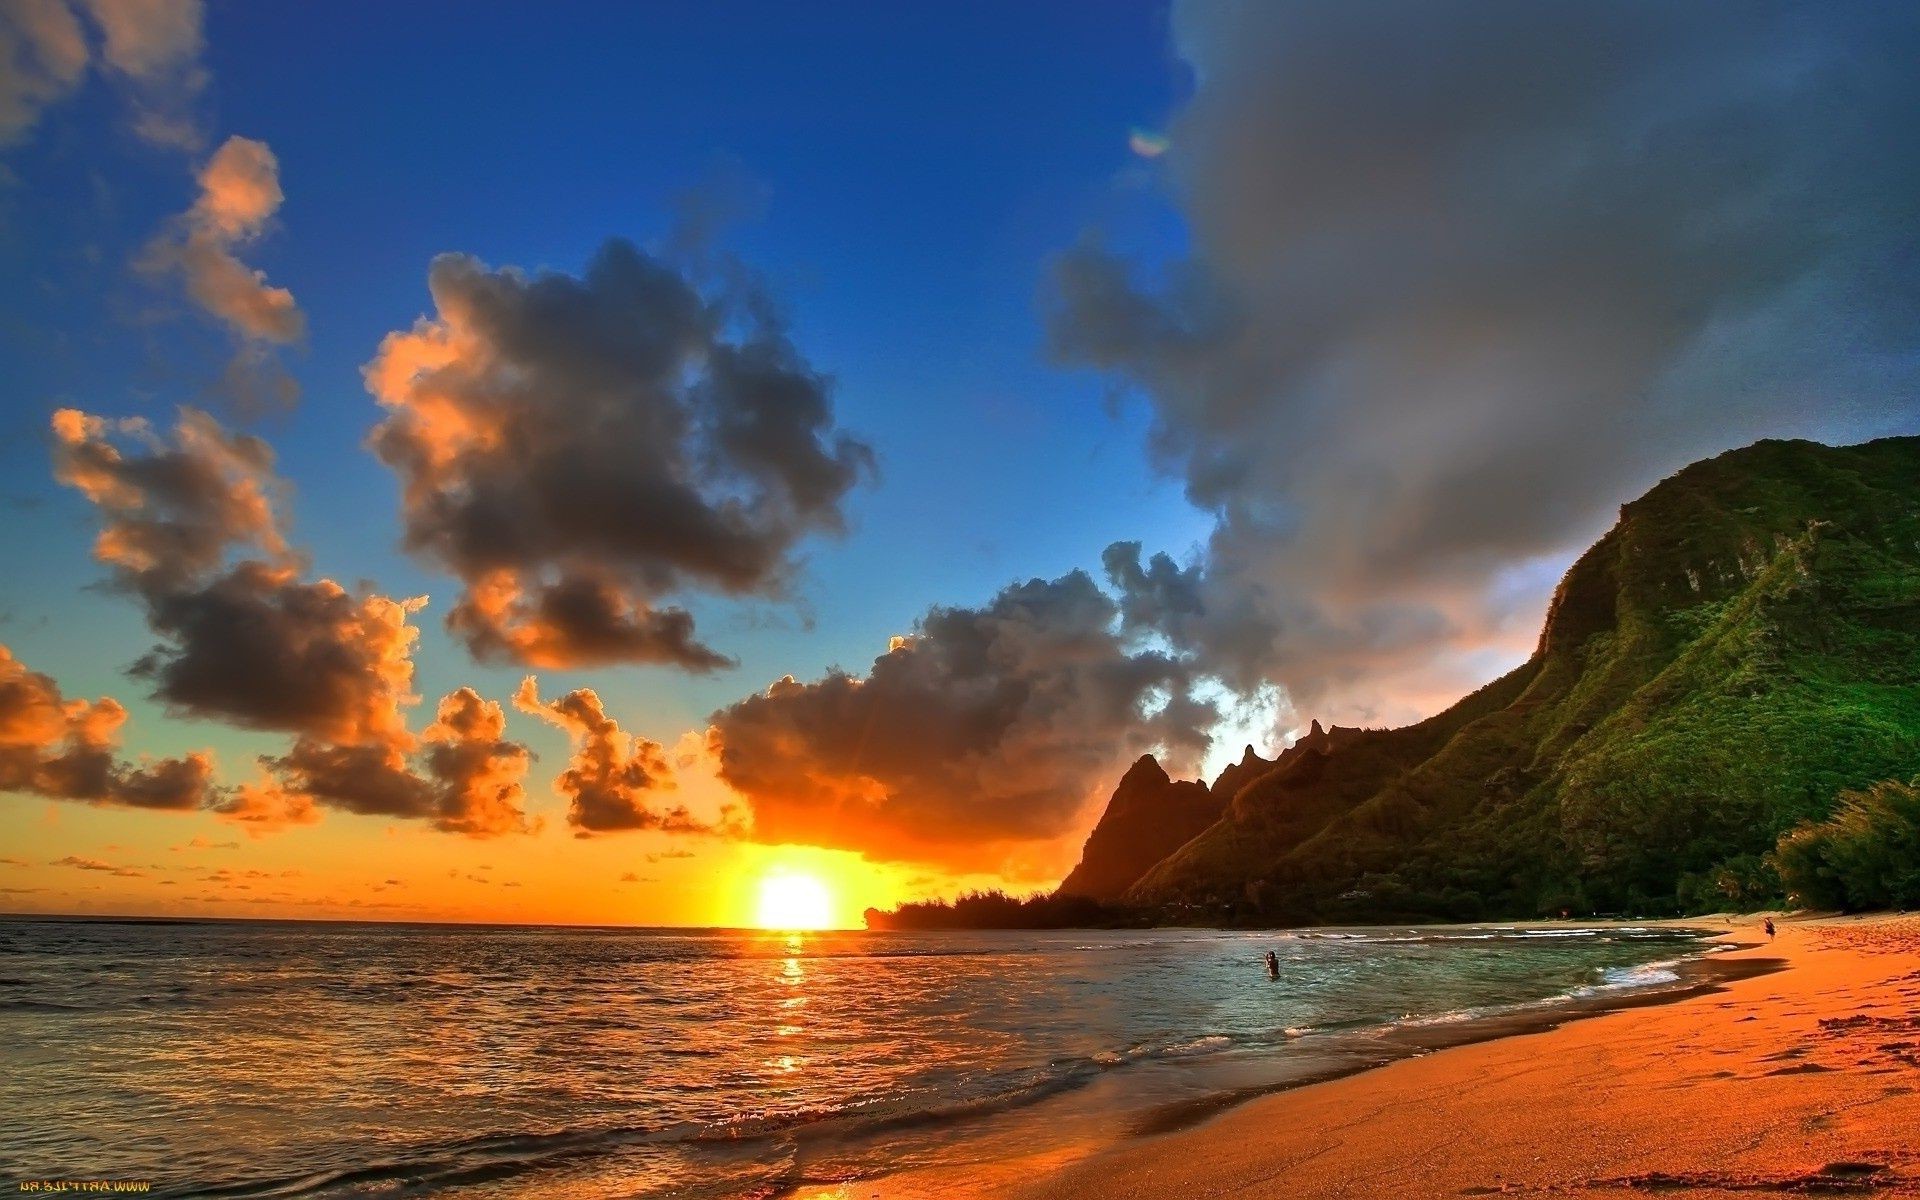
[0,997,88,1013]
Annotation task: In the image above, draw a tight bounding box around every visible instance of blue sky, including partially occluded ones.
[6,1,1914,922]
[2,1,1208,749]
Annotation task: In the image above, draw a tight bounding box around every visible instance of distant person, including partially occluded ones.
[1264,950,1279,979]
[1764,916,1776,940]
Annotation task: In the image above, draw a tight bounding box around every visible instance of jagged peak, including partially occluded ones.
[1118,754,1169,786]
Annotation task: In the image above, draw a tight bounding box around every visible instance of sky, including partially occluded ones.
[2,1,1916,927]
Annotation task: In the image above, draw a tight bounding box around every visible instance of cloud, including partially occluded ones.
[0,0,88,146]
[514,677,706,836]
[0,0,201,148]
[1046,1,1920,727]
[1,642,215,812]
[82,0,201,79]
[140,136,304,412]
[52,854,146,877]
[209,684,538,838]
[168,835,237,851]
[4,3,290,410]
[705,570,1219,873]
[52,405,535,836]
[52,408,413,746]
[365,238,874,669]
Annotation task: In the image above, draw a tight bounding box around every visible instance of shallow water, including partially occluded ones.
[0,917,1715,1198]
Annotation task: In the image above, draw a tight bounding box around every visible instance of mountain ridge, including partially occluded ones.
[1059,435,1920,922]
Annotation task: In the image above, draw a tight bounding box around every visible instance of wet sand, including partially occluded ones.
[802,915,1920,1199]
[1008,914,1920,1199]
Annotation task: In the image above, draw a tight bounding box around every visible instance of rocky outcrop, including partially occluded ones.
[1055,755,1227,901]
[1208,744,1274,806]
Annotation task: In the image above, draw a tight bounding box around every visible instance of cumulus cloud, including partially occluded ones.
[0,0,201,148]
[365,238,873,670]
[140,136,305,412]
[231,687,534,837]
[514,677,708,836]
[51,408,410,745]
[1047,1,1920,726]
[0,642,215,811]
[51,405,533,836]
[705,570,1219,873]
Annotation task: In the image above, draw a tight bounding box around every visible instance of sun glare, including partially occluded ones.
[754,871,836,930]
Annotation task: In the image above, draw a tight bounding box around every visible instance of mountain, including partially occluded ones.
[1105,436,1920,921]
[1209,743,1276,807]
[1055,755,1230,901]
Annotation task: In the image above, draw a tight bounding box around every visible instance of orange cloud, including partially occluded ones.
[0,642,215,812]
[705,570,1219,874]
[225,686,534,838]
[146,136,303,341]
[514,676,710,836]
[139,135,303,412]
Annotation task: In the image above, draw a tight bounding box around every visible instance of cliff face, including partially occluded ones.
[1055,755,1229,901]
[1116,436,1920,920]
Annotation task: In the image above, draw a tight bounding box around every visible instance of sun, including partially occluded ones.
[754,871,836,930]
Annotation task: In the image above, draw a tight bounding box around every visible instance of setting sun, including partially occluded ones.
[754,871,837,930]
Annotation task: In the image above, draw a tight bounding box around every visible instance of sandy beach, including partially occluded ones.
[802,915,1920,1200]
[999,914,1920,1199]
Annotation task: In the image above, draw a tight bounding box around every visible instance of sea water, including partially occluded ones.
[0,918,1716,1197]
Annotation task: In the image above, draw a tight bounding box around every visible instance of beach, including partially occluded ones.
[997,914,1920,1199]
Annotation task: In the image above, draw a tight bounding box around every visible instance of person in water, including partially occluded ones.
[1264,950,1279,978]
[1764,916,1776,940]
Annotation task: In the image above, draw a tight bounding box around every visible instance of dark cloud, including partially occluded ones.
[229,687,534,837]
[1047,0,1920,725]
[1,642,215,812]
[52,408,417,748]
[51,406,533,836]
[706,570,1219,873]
[514,677,707,836]
[365,238,873,670]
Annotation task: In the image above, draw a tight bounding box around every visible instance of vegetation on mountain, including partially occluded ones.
[1127,436,1920,922]
[1775,779,1920,911]
[863,889,1125,931]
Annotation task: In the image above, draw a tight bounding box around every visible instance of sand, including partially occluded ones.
[1004,914,1920,1199]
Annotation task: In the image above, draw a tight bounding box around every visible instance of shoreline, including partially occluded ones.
[812,915,1919,1199]
[1124,936,1780,1143]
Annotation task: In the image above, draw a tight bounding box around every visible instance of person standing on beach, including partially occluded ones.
[1764,917,1776,940]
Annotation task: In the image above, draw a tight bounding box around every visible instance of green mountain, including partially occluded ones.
[1117,436,1920,921]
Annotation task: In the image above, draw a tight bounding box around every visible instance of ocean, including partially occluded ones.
[0,918,1719,1198]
